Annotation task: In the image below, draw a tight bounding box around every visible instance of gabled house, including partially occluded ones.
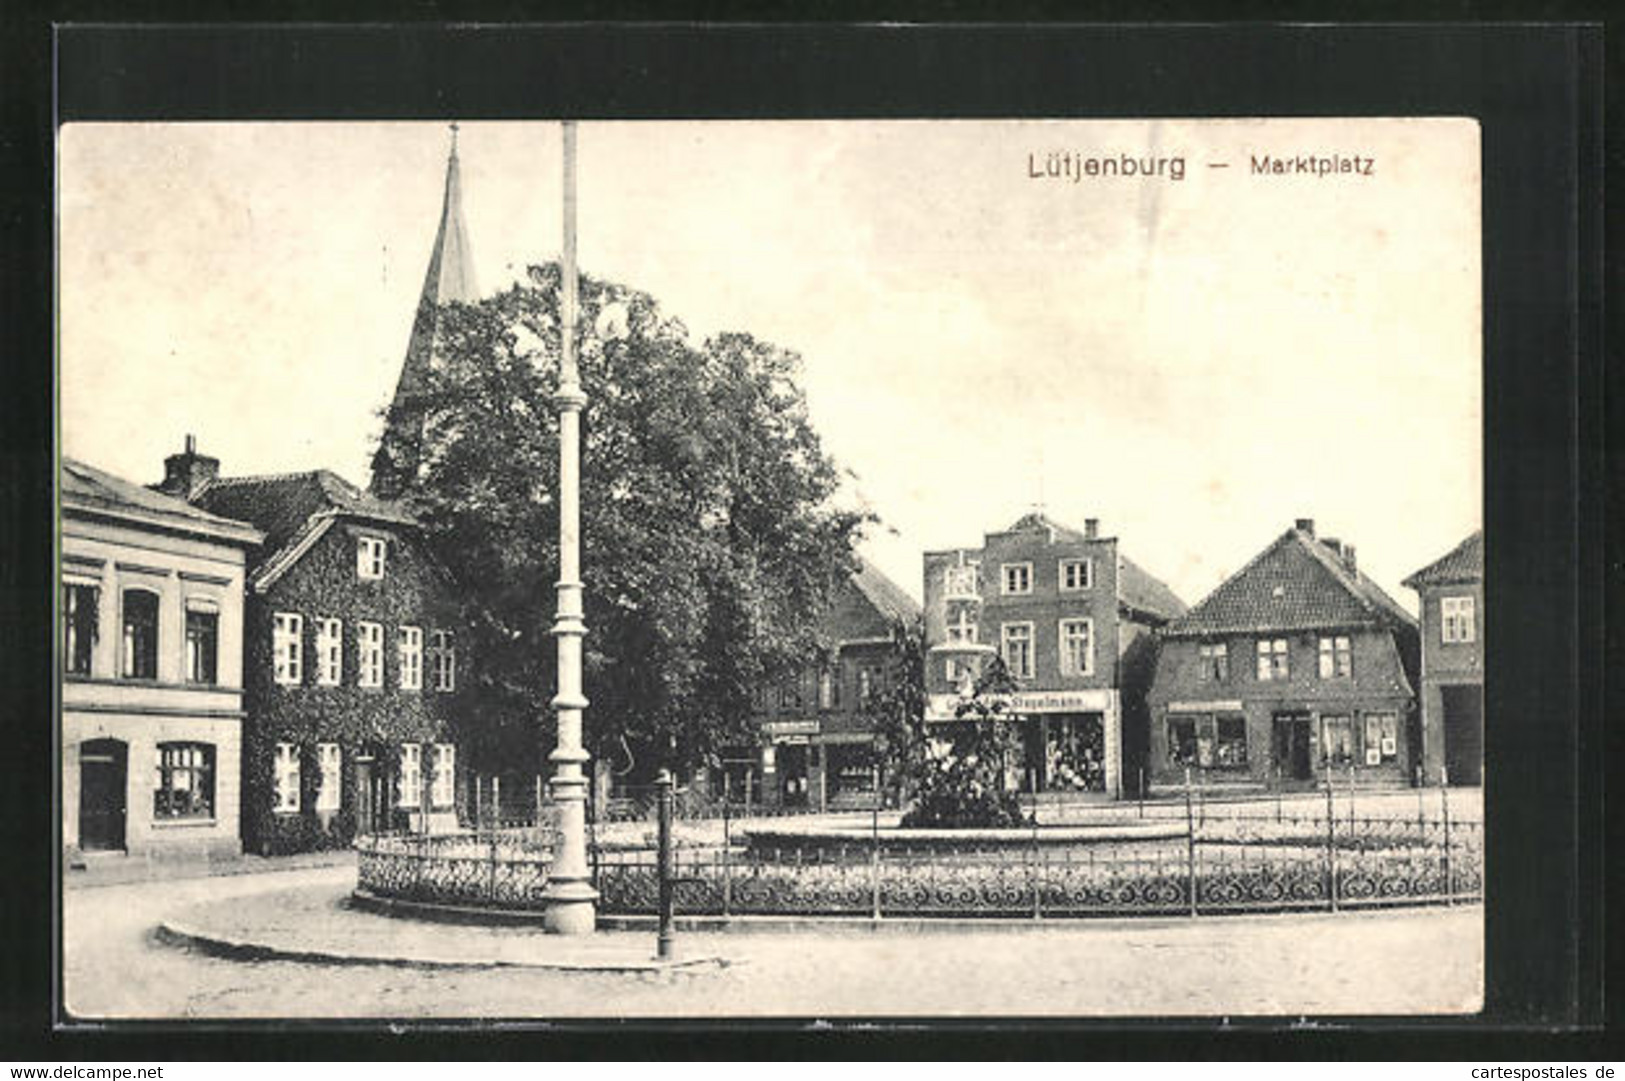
[61,454,262,862]
[1402,530,1483,786]
[732,557,922,810]
[922,512,1186,799]
[159,440,470,854]
[1147,519,1420,792]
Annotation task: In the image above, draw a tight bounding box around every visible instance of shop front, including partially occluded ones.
[926,688,1123,799]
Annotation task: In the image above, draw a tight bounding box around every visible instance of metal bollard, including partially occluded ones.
[656,769,676,959]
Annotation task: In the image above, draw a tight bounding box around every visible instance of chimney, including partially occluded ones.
[1084,518,1099,539]
[159,434,219,501]
[1295,518,1315,536]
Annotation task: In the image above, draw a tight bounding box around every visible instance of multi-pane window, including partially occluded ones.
[1441,596,1476,643]
[1363,713,1399,765]
[398,743,423,808]
[777,679,802,709]
[62,581,97,675]
[273,612,303,685]
[1001,622,1034,679]
[817,669,835,710]
[857,668,874,703]
[399,626,423,691]
[1318,635,1352,679]
[1321,715,1355,766]
[432,744,455,808]
[1256,638,1289,681]
[1058,618,1093,676]
[1060,558,1093,591]
[121,589,159,680]
[1167,714,1250,770]
[186,607,218,685]
[357,622,384,688]
[273,742,301,812]
[945,609,978,645]
[316,743,342,811]
[357,536,386,580]
[943,564,979,598]
[316,618,343,686]
[1198,642,1229,682]
[1001,563,1032,595]
[430,630,456,691]
[154,742,214,819]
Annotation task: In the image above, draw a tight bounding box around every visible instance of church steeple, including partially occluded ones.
[371,125,481,498]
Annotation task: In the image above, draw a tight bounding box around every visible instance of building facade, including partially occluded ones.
[61,456,262,861]
[922,512,1186,799]
[1146,519,1421,792]
[166,444,471,854]
[1402,530,1483,786]
[724,558,921,810]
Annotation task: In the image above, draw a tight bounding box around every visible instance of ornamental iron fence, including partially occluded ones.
[356,803,1480,919]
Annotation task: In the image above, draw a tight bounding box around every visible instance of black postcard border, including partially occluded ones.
[2,18,1609,1059]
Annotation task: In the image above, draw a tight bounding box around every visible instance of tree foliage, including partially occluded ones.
[387,263,867,777]
[896,656,1032,829]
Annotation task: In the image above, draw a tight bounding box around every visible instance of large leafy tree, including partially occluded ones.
[389,263,867,778]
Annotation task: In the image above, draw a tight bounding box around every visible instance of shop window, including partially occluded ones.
[1256,638,1289,681]
[1214,715,1249,769]
[273,743,301,813]
[1198,642,1228,682]
[121,589,160,680]
[63,581,98,676]
[827,744,876,795]
[1363,713,1399,765]
[1321,715,1355,766]
[1318,635,1352,679]
[1442,596,1476,643]
[316,618,343,686]
[154,742,214,819]
[1167,716,1199,767]
[316,743,342,811]
[399,626,423,691]
[273,612,303,685]
[185,607,218,685]
[1001,622,1034,679]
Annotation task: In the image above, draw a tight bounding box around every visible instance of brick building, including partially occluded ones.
[159,442,471,854]
[724,558,921,810]
[1146,519,1420,792]
[61,456,262,862]
[1402,530,1483,786]
[922,512,1186,799]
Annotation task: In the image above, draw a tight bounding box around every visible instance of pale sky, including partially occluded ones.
[59,119,1481,613]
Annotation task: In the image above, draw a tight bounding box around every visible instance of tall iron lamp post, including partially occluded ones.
[542,119,598,934]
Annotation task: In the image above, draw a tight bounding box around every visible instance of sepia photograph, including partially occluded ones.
[56,114,1487,1021]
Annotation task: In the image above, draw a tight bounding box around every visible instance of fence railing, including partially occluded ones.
[356,826,556,910]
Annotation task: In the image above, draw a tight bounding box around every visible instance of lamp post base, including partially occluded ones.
[542,882,599,935]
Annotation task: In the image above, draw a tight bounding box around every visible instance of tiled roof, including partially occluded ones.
[193,470,419,586]
[1402,530,1483,588]
[1166,525,1417,638]
[62,457,261,545]
[823,557,922,644]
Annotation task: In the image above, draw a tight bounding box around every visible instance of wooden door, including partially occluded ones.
[78,739,126,851]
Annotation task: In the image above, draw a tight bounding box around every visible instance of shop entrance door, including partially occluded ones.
[778,743,809,806]
[1272,713,1314,782]
[78,739,127,851]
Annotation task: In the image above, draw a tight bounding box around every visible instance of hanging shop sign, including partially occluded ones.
[762,719,820,738]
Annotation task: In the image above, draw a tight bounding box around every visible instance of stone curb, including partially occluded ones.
[154,918,730,974]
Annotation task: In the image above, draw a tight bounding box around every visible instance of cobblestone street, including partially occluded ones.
[64,862,1482,1020]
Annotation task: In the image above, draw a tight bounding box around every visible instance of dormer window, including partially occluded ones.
[357,536,387,580]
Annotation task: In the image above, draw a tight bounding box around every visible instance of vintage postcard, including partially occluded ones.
[57,117,1483,1020]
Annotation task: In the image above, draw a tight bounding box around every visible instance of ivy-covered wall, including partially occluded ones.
[241,518,471,854]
